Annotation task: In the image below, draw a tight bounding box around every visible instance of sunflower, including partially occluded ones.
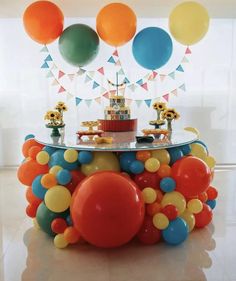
[152,102,167,111]
[162,108,180,120]
[55,102,68,111]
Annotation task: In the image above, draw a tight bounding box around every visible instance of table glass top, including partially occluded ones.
[36,129,198,152]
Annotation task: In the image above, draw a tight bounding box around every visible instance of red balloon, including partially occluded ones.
[194,203,213,228]
[71,171,144,248]
[137,216,161,245]
[17,159,49,186]
[172,156,211,198]
[66,170,86,194]
[51,218,68,234]
[134,171,160,190]
[206,186,218,200]
[26,204,38,218]
[26,186,42,206]
[161,204,178,220]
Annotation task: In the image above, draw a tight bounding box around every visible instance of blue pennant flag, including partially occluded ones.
[124,77,130,84]
[176,65,184,72]
[179,84,186,91]
[108,56,116,63]
[44,55,53,62]
[136,79,143,85]
[75,97,82,106]
[144,99,152,107]
[93,81,100,89]
[41,62,49,69]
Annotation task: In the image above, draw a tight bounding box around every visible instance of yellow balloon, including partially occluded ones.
[187,199,203,214]
[184,127,200,138]
[64,149,78,163]
[180,209,195,232]
[169,1,209,45]
[161,191,186,215]
[36,151,50,165]
[142,187,157,204]
[54,234,69,249]
[49,165,63,175]
[45,185,71,213]
[153,213,169,230]
[81,152,120,176]
[151,149,170,164]
[205,156,216,169]
[190,143,207,161]
[144,158,160,173]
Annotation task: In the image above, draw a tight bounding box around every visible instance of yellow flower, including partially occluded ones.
[162,108,180,120]
[55,102,67,111]
[44,111,53,120]
[152,102,167,111]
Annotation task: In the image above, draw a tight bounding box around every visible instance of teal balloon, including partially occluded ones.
[59,24,99,66]
[132,27,173,70]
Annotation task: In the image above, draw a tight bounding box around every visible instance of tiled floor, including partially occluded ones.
[0,167,236,281]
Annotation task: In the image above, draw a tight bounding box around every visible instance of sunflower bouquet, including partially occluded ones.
[44,102,67,127]
[149,101,167,128]
[162,108,180,131]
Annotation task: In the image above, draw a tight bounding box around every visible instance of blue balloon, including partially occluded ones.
[78,151,93,164]
[32,175,47,199]
[162,218,188,245]
[132,27,173,70]
[56,169,72,185]
[206,200,216,210]
[43,146,58,156]
[119,152,136,172]
[160,177,176,192]
[24,134,35,141]
[180,144,191,155]
[168,147,183,166]
[49,149,78,171]
[129,160,144,174]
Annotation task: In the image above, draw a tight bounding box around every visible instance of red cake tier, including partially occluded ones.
[98,119,137,132]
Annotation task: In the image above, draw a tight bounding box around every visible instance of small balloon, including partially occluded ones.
[129,160,144,174]
[194,203,213,228]
[144,158,160,173]
[136,150,151,162]
[157,164,172,178]
[142,187,157,204]
[161,204,178,220]
[51,218,68,234]
[146,202,162,216]
[187,199,203,214]
[56,169,72,185]
[119,152,136,172]
[160,177,176,193]
[168,147,183,166]
[36,151,50,165]
[161,191,186,215]
[151,149,170,164]
[49,165,63,175]
[49,150,78,171]
[64,149,78,163]
[64,227,81,244]
[153,213,169,230]
[41,173,57,189]
[206,200,216,210]
[24,134,35,141]
[78,151,93,164]
[32,175,48,199]
[28,146,42,160]
[206,186,218,200]
[137,216,161,245]
[54,234,68,249]
[180,209,195,232]
[134,171,161,190]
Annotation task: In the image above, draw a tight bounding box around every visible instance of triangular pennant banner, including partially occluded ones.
[97,67,104,75]
[113,49,119,57]
[84,75,92,83]
[75,97,82,106]
[125,99,132,106]
[176,65,184,72]
[182,56,189,63]
[93,81,100,89]
[41,62,49,69]
[171,89,178,96]
[40,46,48,52]
[88,71,95,78]
[179,84,186,91]
[185,47,192,55]
[141,82,148,91]
[95,97,102,104]
[168,72,175,79]
[85,99,92,107]
[128,84,137,92]
[144,73,150,80]
[44,55,53,62]
[58,70,65,79]
[66,92,74,101]
[51,63,57,70]
[152,71,158,79]
[103,92,109,99]
[58,86,66,93]
[51,79,59,86]
[124,77,130,84]
[68,74,75,81]
[118,68,125,75]
[77,68,86,76]
[46,71,53,78]
[135,100,143,108]
[159,74,166,82]
[136,79,143,85]
[162,94,169,101]
[115,60,121,66]
[108,56,116,63]
[100,86,107,94]
[144,99,152,107]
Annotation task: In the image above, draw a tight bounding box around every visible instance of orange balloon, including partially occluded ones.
[28,146,42,160]
[136,151,151,162]
[41,173,57,189]
[96,3,136,46]
[157,164,172,178]
[64,227,81,244]
[23,1,64,44]
[26,186,42,206]
[146,202,162,216]
[22,139,44,158]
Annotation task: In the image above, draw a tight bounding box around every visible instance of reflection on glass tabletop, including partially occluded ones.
[36,130,198,152]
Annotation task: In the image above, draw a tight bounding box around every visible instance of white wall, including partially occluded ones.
[0,18,235,166]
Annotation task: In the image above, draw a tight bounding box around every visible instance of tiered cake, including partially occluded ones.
[104,96,130,120]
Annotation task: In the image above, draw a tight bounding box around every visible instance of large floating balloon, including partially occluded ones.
[96,3,136,47]
[169,1,209,45]
[23,1,64,44]
[59,24,99,67]
[132,27,173,70]
[71,171,144,248]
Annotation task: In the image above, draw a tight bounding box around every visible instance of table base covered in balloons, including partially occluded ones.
[17,131,218,249]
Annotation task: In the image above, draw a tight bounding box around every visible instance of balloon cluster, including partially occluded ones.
[17,134,218,249]
[23,1,209,70]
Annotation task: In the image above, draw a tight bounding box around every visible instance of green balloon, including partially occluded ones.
[36,202,69,237]
[59,24,99,66]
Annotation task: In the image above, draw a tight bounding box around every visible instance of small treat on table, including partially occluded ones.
[77,120,104,139]
[94,137,113,144]
[142,129,169,137]
[136,136,154,143]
